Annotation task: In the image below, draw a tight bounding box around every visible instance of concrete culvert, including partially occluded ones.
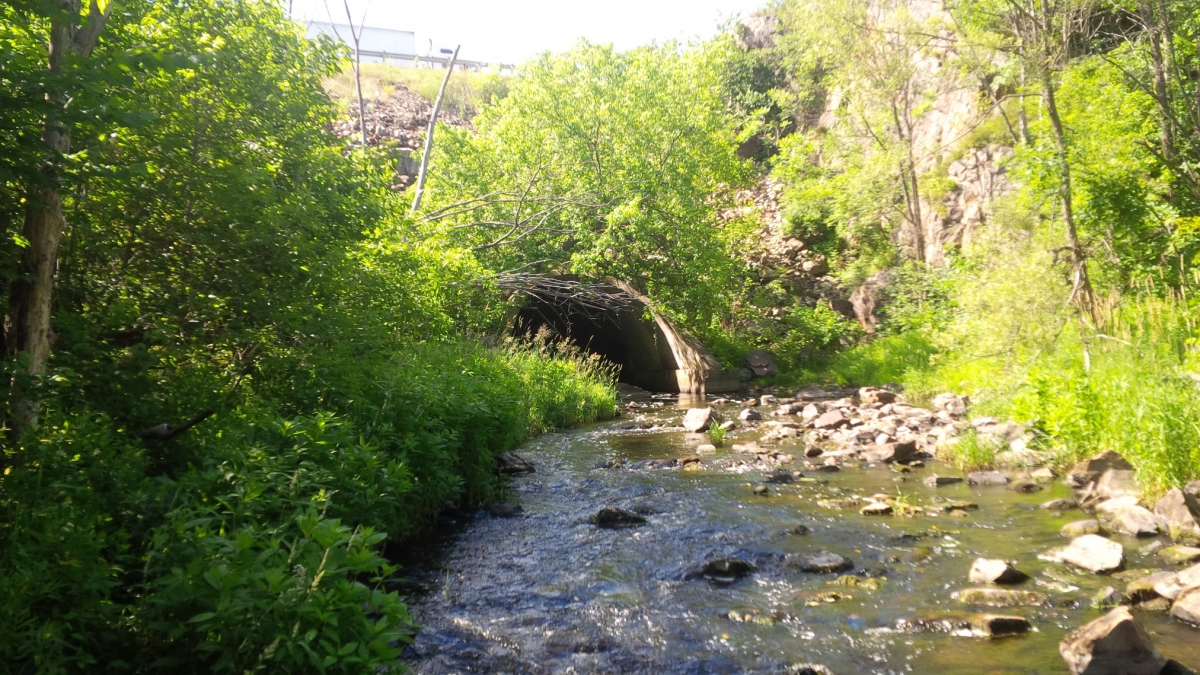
[509,278,740,394]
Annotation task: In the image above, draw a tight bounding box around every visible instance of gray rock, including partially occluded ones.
[787,665,833,675]
[1043,534,1125,574]
[1172,585,1200,625]
[968,558,1029,585]
[951,587,1050,607]
[694,558,756,584]
[811,409,849,430]
[860,501,894,516]
[1042,498,1079,511]
[925,475,964,487]
[1066,450,1133,488]
[738,407,762,422]
[496,451,535,475]
[1186,480,1200,497]
[858,386,896,406]
[968,471,1010,486]
[1092,586,1123,609]
[862,440,918,464]
[1096,497,1159,537]
[1009,479,1043,493]
[791,551,853,573]
[593,507,647,528]
[896,612,1031,637]
[1095,469,1142,500]
[745,349,779,377]
[1125,571,1178,603]
[760,395,779,406]
[1155,488,1200,540]
[1158,545,1200,565]
[932,393,969,416]
[1059,606,1166,675]
[682,407,721,433]
[1062,520,1102,538]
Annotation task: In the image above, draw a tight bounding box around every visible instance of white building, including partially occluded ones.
[305,22,417,64]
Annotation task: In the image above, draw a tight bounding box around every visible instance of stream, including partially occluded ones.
[401,393,1200,674]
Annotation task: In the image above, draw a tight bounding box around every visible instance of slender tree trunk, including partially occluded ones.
[1038,0,1093,317]
[1139,0,1175,161]
[411,45,460,214]
[6,1,109,441]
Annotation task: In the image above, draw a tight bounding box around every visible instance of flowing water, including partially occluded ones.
[402,394,1200,674]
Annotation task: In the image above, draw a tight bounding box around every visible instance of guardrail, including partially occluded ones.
[360,49,514,73]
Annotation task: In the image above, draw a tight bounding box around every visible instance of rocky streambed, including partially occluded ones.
[401,388,1200,674]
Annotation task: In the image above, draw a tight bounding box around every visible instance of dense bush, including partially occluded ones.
[0,1,616,672]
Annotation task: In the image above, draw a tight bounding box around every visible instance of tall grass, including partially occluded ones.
[916,286,1200,494]
[324,62,510,117]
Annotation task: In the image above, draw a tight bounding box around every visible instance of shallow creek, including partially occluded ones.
[403,394,1200,674]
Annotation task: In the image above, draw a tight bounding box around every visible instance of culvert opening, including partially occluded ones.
[512,298,668,388]
[505,276,742,394]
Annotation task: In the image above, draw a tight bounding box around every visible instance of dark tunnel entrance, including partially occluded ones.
[509,282,743,393]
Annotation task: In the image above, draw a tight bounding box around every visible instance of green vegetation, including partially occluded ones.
[755,0,1200,491]
[0,1,612,671]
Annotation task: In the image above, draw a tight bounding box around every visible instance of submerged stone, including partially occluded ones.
[1061,520,1102,538]
[592,507,646,529]
[791,551,853,573]
[897,612,1031,637]
[952,587,1050,607]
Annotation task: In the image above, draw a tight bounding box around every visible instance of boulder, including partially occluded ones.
[1096,497,1159,537]
[800,403,821,422]
[760,395,779,406]
[1158,545,1200,565]
[1186,480,1200,497]
[1095,469,1142,500]
[858,386,896,406]
[932,393,969,416]
[968,471,1010,486]
[496,452,535,475]
[1059,606,1166,675]
[745,349,779,377]
[1067,450,1134,489]
[694,558,756,584]
[896,612,1031,637]
[791,551,853,573]
[682,407,721,433]
[739,407,762,422]
[861,440,918,464]
[1126,571,1178,603]
[1043,534,1124,574]
[1155,488,1200,540]
[1041,498,1079,511]
[1062,520,1102,538]
[860,501,894,516]
[925,475,964,488]
[968,558,1029,585]
[593,507,647,528]
[951,588,1050,607]
[811,409,849,430]
[1172,585,1200,625]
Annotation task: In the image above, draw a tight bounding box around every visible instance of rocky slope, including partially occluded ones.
[329,85,472,189]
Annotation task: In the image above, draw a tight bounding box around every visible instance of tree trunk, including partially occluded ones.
[411,45,460,215]
[6,0,109,440]
[1038,0,1094,317]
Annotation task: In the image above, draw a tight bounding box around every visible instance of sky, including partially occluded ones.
[289,0,768,65]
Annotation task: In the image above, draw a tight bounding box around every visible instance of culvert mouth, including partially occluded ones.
[508,279,742,394]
